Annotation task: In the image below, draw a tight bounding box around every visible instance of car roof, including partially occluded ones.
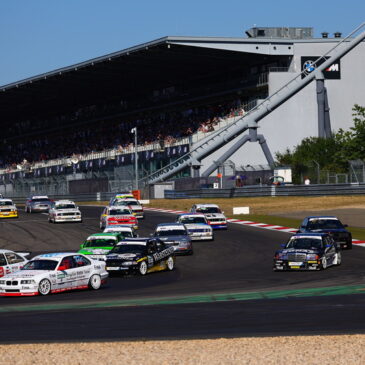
[104,226,133,230]
[307,216,339,220]
[116,237,150,246]
[33,252,77,260]
[0,249,16,254]
[30,195,49,199]
[195,204,219,208]
[0,199,13,203]
[179,213,205,217]
[87,233,120,238]
[292,233,328,238]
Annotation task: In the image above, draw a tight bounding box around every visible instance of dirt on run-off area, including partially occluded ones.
[2,335,365,365]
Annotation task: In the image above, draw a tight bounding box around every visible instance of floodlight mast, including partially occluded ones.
[144,22,365,184]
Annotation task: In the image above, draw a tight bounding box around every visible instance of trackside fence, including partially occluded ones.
[6,183,365,204]
[164,183,365,199]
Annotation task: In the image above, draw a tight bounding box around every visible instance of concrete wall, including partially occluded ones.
[199,41,365,173]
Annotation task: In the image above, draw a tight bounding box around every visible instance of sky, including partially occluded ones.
[0,0,364,86]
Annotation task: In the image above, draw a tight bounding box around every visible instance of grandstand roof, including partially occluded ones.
[0,34,335,122]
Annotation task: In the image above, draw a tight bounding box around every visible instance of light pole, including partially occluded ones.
[131,127,138,190]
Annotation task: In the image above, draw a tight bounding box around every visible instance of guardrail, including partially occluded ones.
[6,182,365,204]
[164,183,365,199]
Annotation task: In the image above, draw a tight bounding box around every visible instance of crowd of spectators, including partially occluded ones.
[0,98,248,170]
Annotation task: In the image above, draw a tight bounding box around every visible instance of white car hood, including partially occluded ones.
[3,270,49,280]
[204,213,226,219]
[55,209,80,213]
[185,223,211,230]
[0,205,16,210]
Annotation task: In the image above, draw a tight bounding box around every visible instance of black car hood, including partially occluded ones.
[278,248,322,255]
[106,253,143,261]
[308,228,348,234]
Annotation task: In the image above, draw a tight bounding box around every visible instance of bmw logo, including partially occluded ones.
[303,60,316,74]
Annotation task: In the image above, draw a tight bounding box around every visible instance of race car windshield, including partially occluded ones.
[286,238,323,250]
[22,260,58,271]
[109,209,130,215]
[181,217,206,224]
[308,219,343,230]
[110,245,147,254]
[84,239,116,247]
[0,201,12,206]
[32,198,50,202]
[56,204,76,209]
[197,207,220,213]
[156,229,187,236]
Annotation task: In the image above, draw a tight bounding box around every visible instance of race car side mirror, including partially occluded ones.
[280,244,286,247]
[326,244,332,248]
[80,244,84,248]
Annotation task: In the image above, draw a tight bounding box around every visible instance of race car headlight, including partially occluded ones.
[307,254,319,261]
[122,261,135,266]
[0,280,5,285]
[20,280,36,284]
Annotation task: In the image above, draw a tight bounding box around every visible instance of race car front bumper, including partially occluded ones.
[54,216,82,223]
[0,211,18,218]
[273,259,320,271]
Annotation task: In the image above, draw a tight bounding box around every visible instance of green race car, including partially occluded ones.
[78,232,125,261]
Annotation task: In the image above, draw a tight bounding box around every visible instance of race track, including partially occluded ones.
[1,206,365,343]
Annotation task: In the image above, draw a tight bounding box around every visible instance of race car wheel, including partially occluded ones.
[38,279,51,296]
[139,261,148,275]
[166,256,174,271]
[88,274,102,290]
[321,257,328,270]
[336,252,342,266]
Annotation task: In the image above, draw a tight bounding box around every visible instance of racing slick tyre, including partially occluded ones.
[335,252,342,266]
[38,279,51,296]
[138,261,148,276]
[166,256,175,271]
[88,274,102,290]
[321,256,328,270]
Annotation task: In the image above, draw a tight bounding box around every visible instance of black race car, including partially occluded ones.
[273,233,341,271]
[297,216,352,249]
[105,238,175,275]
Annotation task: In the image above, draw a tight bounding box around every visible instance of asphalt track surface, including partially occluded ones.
[1,206,365,343]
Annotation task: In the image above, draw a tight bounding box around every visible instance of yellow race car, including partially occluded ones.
[0,199,18,218]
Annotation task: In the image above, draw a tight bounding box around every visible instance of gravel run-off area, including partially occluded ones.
[2,335,365,365]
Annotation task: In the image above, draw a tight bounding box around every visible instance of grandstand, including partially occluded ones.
[1,26,365,195]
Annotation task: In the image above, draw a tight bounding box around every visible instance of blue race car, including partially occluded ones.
[298,216,352,249]
[273,233,341,271]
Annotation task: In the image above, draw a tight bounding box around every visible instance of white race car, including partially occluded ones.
[0,250,30,277]
[0,252,108,296]
[103,225,138,237]
[176,213,213,241]
[48,200,82,223]
[190,203,227,229]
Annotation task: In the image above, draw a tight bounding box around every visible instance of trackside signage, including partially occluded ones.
[301,56,341,79]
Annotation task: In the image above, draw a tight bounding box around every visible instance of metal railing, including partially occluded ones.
[164,183,365,199]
